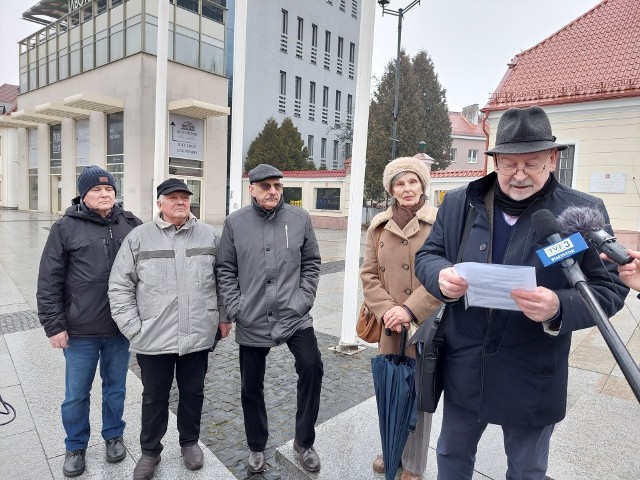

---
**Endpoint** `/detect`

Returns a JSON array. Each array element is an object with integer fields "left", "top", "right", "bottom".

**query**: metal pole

[
  {"left": 153, "top": 0, "right": 169, "bottom": 217},
  {"left": 391, "top": 9, "right": 402, "bottom": 160}
]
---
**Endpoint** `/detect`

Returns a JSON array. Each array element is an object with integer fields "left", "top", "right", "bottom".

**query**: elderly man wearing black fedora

[
  {"left": 415, "top": 106, "right": 628, "bottom": 479},
  {"left": 215, "top": 164, "right": 323, "bottom": 474},
  {"left": 109, "top": 178, "right": 227, "bottom": 480}
]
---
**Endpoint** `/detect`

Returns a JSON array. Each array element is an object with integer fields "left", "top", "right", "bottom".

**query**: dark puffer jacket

[{"left": 37, "top": 198, "right": 142, "bottom": 338}]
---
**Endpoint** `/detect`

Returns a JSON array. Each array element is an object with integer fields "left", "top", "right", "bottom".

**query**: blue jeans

[
  {"left": 436, "top": 398, "right": 555, "bottom": 480},
  {"left": 61, "top": 335, "right": 130, "bottom": 451}
]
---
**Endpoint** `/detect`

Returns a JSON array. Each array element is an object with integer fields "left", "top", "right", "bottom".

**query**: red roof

[
  {"left": 0, "top": 84, "right": 19, "bottom": 114},
  {"left": 243, "top": 170, "right": 347, "bottom": 178},
  {"left": 431, "top": 170, "right": 484, "bottom": 178},
  {"left": 485, "top": 0, "right": 640, "bottom": 110},
  {"left": 448, "top": 112, "right": 485, "bottom": 137}
]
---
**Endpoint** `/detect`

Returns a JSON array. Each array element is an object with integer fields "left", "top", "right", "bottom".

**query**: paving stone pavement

[{"left": 128, "top": 330, "right": 377, "bottom": 480}]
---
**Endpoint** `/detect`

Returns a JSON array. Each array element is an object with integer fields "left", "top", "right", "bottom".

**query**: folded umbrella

[{"left": 371, "top": 327, "right": 417, "bottom": 480}]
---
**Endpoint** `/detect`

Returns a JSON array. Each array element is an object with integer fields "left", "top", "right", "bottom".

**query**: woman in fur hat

[{"left": 360, "top": 157, "right": 441, "bottom": 480}]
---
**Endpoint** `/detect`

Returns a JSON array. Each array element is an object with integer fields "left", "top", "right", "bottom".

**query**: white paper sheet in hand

[{"left": 454, "top": 262, "right": 537, "bottom": 311}]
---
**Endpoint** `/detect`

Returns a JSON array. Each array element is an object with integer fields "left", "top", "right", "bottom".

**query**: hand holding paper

[{"left": 454, "top": 262, "right": 537, "bottom": 311}]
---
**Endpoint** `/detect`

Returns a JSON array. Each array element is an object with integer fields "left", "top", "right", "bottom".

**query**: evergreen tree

[
  {"left": 413, "top": 50, "right": 452, "bottom": 171},
  {"left": 364, "top": 49, "right": 452, "bottom": 202},
  {"left": 245, "top": 117, "right": 314, "bottom": 172}
]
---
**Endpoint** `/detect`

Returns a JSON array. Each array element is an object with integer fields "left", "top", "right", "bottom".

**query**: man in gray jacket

[
  {"left": 108, "top": 178, "right": 227, "bottom": 480},
  {"left": 215, "top": 164, "right": 323, "bottom": 474}
]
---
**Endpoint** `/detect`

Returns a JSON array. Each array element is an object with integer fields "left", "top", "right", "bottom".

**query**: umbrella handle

[{"left": 399, "top": 325, "right": 408, "bottom": 357}]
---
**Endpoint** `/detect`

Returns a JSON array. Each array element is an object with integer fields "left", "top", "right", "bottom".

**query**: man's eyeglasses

[
  {"left": 495, "top": 161, "right": 548, "bottom": 176},
  {"left": 254, "top": 181, "right": 283, "bottom": 191}
]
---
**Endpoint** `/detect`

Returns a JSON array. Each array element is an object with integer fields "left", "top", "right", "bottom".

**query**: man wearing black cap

[
  {"left": 109, "top": 178, "right": 227, "bottom": 480},
  {"left": 37, "top": 165, "right": 142, "bottom": 477},
  {"left": 216, "top": 164, "right": 323, "bottom": 474},
  {"left": 414, "top": 106, "right": 628, "bottom": 479}
]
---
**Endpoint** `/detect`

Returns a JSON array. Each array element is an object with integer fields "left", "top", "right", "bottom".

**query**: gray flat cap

[{"left": 248, "top": 164, "right": 284, "bottom": 183}]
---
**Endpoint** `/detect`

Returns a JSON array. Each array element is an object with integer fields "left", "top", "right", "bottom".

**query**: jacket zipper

[{"left": 285, "top": 222, "right": 289, "bottom": 248}]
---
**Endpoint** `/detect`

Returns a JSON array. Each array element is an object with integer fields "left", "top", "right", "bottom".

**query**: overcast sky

[{"left": 2, "top": 0, "right": 603, "bottom": 111}]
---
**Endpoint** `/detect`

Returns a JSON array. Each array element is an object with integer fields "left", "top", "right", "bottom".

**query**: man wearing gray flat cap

[
  {"left": 216, "top": 163, "right": 323, "bottom": 474},
  {"left": 414, "top": 106, "right": 628, "bottom": 479}
]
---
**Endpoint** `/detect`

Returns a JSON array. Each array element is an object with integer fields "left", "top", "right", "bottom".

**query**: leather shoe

[
  {"left": 372, "top": 454, "right": 385, "bottom": 473},
  {"left": 248, "top": 451, "right": 266, "bottom": 473},
  {"left": 293, "top": 440, "right": 321, "bottom": 472},
  {"left": 133, "top": 454, "right": 161, "bottom": 480},
  {"left": 63, "top": 450, "right": 86, "bottom": 478},
  {"left": 401, "top": 470, "right": 423, "bottom": 480},
  {"left": 181, "top": 443, "right": 204, "bottom": 470},
  {"left": 105, "top": 436, "right": 126, "bottom": 463}
]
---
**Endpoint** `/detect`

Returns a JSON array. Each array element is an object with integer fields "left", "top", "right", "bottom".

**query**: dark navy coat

[
  {"left": 415, "top": 173, "right": 628, "bottom": 427},
  {"left": 37, "top": 199, "right": 142, "bottom": 338}
]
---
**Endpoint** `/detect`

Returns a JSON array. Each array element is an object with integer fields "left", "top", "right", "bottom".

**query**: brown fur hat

[{"left": 382, "top": 156, "right": 431, "bottom": 195}]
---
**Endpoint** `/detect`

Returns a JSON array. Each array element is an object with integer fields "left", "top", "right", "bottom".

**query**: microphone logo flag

[{"left": 536, "top": 232, "right": 588, "bottom": 267}]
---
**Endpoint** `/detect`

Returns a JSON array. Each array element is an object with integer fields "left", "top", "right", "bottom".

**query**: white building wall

[{"left": 242, "top": 0, "right": 360, "bottom": 170}]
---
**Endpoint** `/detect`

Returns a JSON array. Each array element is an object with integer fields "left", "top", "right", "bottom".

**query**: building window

[
  {"left": 283, "top": 187, "right": 302, "bottom": 207},
  {"left": 557, "top": 145, "right": 575, "bottom": 187},
  {"left": 450, "top": 147, "right": 457, "bottom": 162},
  {"left": 294, "top": 76, "right": 302, "bottom": 117},
  {"left": 177, "top": 0, "right": 198, "bottom": 13},
  {"left": 322, "top": 86, "right": 329, "bottom": 124},
  {"left": 348, "top": 42, "right": 355, "bottom": 79},
  {"left": 75, "top": 119, "right": 90, "bottom": 182},
  {"left": 333, "top": 140, "right": 339, "bottom": 168},
  {"left": 468, "top": 149, "right": 478, "bottom": 163},
  {"left": 279, "top": 71, "right": 286, "bottom": 113},
  {"left": 28, "top": 129, "right": 38, "bottom": 210},
  {"left": 321, "top": 137, "right": 327, "bottom": 167},
  {"left": 324, "top": 30, "right": 331, "bottom": 70},
  {"left": 309, "top": 81, "right": 316, "bottom": 121},
  {"left": 336, "top": 36, "right": 344, "bottom": 75},
  {"left": 315, "top": 188, "right": 340, "bottom": 210},
  {"left": 307, "top": 135, "right": 314, "bottom": 158},
  {"left": 434, "top": 190, "right": 447, "bottom": 207},
  {"left": 334, "top": 90, "right": 341, "bottom": 126},
  {"left": 202, "top": 0, "right": 224, "bottom": 22},
  {"left": 311, "top": 24, "right": 318, "bottom": 64},
  {"left": 296, "top": 17, "right": 304, "bottom": 59},
  {"left": 280, "top": 9, "right": 288, "bottom": 53},
  {"left": 107, "top": 112, "right": 125, "bottom": 205}
]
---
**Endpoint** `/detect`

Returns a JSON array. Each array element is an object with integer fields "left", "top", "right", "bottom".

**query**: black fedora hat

[{"left": 486, "top": 106, "right": 567, "bottom": 156}]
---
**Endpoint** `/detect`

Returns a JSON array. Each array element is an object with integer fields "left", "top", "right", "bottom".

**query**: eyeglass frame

[
  {"left": 252, "top": 181, "right": 284, "bottom": 191},
  {"left": 494, "top": 160, "right": 550, "bottom": 177}
]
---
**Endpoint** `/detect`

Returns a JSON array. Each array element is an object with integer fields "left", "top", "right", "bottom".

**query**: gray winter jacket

[
  {"left": 108, "top": 213, "right": 225, "bottom": 355},
  {"left": 215, "top": 200, "right": 321, "bottom": 347}
]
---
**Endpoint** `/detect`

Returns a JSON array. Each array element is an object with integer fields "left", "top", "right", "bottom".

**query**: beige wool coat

[{"left": 360, "top": 203, "right": 441, "bottom": 356}]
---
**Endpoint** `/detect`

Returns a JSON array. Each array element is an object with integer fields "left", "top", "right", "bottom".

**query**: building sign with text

[
  {"left": 168, "top": 114, "right": 204, "bottom": 161},
  {"left": 69, "top": 0, "right": 92, "bottom": 13}
]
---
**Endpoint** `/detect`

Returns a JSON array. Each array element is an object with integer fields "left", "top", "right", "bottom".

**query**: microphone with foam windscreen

[
  {"left": 531, "top": 209, "right": 587, "bottom": 287},
  {"left": 557, "top": 206, "right": 632, "bottom": 265},
  {"left": 532, "top": 208, "right": 640, "bottom": 403}
]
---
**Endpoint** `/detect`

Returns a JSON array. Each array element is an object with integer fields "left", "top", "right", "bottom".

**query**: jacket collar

[
  {"left": 369, "top": 202, "right": 438, "bottom": 232},
  {"left": 154, "top": 211, "right": 196, "bottom": 230}
]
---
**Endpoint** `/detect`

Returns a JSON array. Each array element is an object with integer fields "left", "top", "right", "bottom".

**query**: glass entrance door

[
  {"left": 50, "top": 175, "right": 62, "bottom": 214},
  {"left": 171, "top": 177, "right": 202, "bottom": 220}
]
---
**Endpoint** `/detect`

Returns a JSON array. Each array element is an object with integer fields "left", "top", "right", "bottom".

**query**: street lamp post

[{"left": 378, "top": 0, "right": 421, "bottom": 161}]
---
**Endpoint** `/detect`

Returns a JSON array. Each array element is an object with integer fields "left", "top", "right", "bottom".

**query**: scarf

[
  {"left": 392, "top": 196, "right": 425, "bottom": 230},
  {"left": 493, "top": 173, "right": 558, "bottom": 216}
]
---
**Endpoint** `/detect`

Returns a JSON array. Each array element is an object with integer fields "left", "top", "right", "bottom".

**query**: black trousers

[
  {"left": 239, "top": 327, "right": 323, "bottom": 452},
  {"left": 136, "top": 349, "right": 209, "bottom": 457}
]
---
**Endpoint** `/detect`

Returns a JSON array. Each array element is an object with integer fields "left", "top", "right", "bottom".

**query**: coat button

[
  {"left": 480, "top": 244, "right": 487, "bottom": 251},
  {"left": 380, "top": 241, "right": 384, "bottom": 247},
  {"left": 403, "top": 240, "right": 408, "bottom": 245},
  {"left": 267, "top": 280, "right": 272, "bottom": 284},
  {"left": 267, "top": 311, "right": 272, "bottom": 316},
  {"left": 403, "top": 264, "right": 409, "bottom": 270},
  {"left": 266, "top": 247, "right": 270, "bottom": 251},
  {"left": 380, "top": 266, "right": 385, "bottom": 272},
  {"left": 404, "top": 289, "right": 412, "bottom": 295}
]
